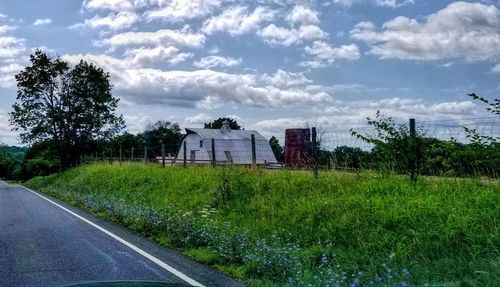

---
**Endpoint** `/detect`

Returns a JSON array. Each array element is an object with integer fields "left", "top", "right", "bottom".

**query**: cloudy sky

[{"left": 0, "top": 0, "right": 499, "bottom": 144}]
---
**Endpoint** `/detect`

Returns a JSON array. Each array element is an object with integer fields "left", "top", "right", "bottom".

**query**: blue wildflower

[
  {"left": 321, "top": 254, "right": 329, "bottom": 265},
  {"left": 403, "top": 268, "right": 410, "bottom": 277},
  {"left": 350, "top": 278, "right": 360, "bottom": 287}
]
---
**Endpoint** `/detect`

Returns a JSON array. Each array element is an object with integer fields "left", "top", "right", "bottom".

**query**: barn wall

[
  {"left": 175, "top": 133, "right": 210, "bottom": 162},
  {"left": 176, "top": 132, "right": 278, "bottom": 164}
]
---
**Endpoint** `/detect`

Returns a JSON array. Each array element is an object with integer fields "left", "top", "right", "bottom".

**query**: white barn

[{"left": 175, "top": 122, "right": 277, "bottom": 165}]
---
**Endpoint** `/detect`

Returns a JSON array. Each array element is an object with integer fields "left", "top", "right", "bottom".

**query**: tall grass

[{"left": 27, "top": 163, "right": 499, "bottom": 286}]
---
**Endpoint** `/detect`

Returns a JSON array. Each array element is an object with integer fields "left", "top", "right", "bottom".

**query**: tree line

[
  {"left": 3, "top": 50, "right": 285, "bottom": 180},
  {"left": 2, "top": 50, "right": 497, "bottom": 180}
]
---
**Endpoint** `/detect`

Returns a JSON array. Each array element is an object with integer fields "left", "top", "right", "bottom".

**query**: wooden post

[
  {"left": 144, "top": 146, "right": 147, "bottom": 163},
  {"left": 131, "top": 147, "right": 134, "bottom": 162},
  {"left": 251, "top": 134, "right": 256, "bottom": 167},
  {"left": 119, "top": 147, "right": 122, "bottom": 165},
  {"left": 211, "top": 139, "right": 216, "bottom": 167},
  {"left": 110, "top": 149, "right": 113, "bottom": 164},
  {"left": 161, "top": 143, "right": 165, "bottom": 168},
  {"left": 409, "top": 118, "right": 417, "bottom": 182},
  {"left": 183, "top": 141, "right": 187, "bottom": 168},
  {"left": 312, "top": 127, "right": 318, "bottom": 178}
]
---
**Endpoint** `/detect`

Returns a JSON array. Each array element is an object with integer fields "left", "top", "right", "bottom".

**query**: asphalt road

[{"left": 0, "top": 181, "right": 244, "bottom": 287}]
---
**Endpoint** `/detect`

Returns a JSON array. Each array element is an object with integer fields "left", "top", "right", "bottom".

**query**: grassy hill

[{"left": 26, "top": 163, "right": 499, "bottom": 286}]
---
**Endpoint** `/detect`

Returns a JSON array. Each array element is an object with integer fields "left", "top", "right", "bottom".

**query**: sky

[{"left": 0, "top": 0, "right": 499, "bottom": 145}]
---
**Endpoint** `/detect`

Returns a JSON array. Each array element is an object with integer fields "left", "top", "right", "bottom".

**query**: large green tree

[
  {"left": 204, "top": 117, "right": 241, "bottom": 130},
  {"left": 10, "top": 50, "right": 124, "bottom": 167},
  {"left": 139, "top": 120, "right": 182, "bottom": 156}
]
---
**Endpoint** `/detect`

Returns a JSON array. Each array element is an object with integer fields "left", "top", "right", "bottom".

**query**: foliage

[
  {"left": 204, "top": 117, "right": 241, "bottom": 130},
  {"left": 27, "top": 164, "right": 500, "bottom": 286},
  {"left": 468, "top": 93, "right": 500, "bottom": 116},
  {"left": 0, "top": 145, "right": 22, "bottom": 178},
  {"left": 10, "top": 50, "right": 124, "bottom": 168},
  {"left": 138, "top": 120, "right": 182, "bottom": 157},
  {"left": 350, "top": 111, "right": 500, "bottom": 177},
  {"left": 268, "top": 136, "right": 284, "bottom": 163}
]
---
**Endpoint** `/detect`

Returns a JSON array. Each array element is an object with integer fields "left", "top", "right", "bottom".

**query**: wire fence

[
  {"left": 81, "top": 116, "right": 500, "bottom": 178},
  {"left": 82, "top": 137, "right": 282, "bottom": 168},
  {"left": 317, "top": 117, "right": 500, "bottom": 177}
]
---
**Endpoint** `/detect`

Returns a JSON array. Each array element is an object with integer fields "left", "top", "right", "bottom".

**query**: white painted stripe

[{"left": 18, "top": 185, "right": 205, "bottom": 287}]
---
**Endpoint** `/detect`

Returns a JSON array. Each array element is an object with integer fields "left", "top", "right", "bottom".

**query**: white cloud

[
  {"left": 286, "top": 5, "right": 320, "bottom": 25},
  {"left": 83, "top": 0, "right": 136, "bottom": 12},
  {"left": 202, "top": 6, "right": 276, "bottom": 36},
  {"left": 63, "top": 53, "right": 333, "bottom": 109},
  {"left": 77, "top": 12, "right": 139, "bottom": 30},
  {"left": 252, "top": 97, "right": 478, "bottom": 142},
  {"left": 183, "top": 113, "right": 212, "bottom": 125},
  {"left": 302, "top": 41, "right": 360, "bottom": 67},
  {"left": 259, "top": 24, "right": 328, "bottom": 46},
  {"left": 0, "top": 62, "right": 23, "bottom": 88},
  {"left": 492, "top": 63, "right": 500, "bottom": 73},
  {"left": 146, "top": 0, "right": 222, "bottom": 23},
  {"left": 99, "top": 28, "right": 206, "bottom": 49},
  {"left": 351, "top": 2, "right": 500, "bottom": 61},
  {"left": 193, "top": 55, "right": 242, "bottom": 69},
  {"left": 258, "top": 5, "right": 328, "bottom": 47},
  {"left": 0, "top": 24, "right": 26, "bottom": 86},
  {"left": 33, "top": 18, "right": 52, "bottom": 26},
  {"left": 334, "top": 0, "right": 414, "bottom": 8},
  {"left": 124, "top": 46, "right": 193, "bottom": 67}
]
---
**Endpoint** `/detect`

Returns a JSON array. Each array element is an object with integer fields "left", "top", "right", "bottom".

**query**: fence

[
  {"left": 81, "top": 116, "right": 500, "bottom": 178},
  {"left": 82, "top": 135, "right": 282, "bottom": 169},
  {"left": 318, "top": 116, "right": 500, "bottom": 178}
]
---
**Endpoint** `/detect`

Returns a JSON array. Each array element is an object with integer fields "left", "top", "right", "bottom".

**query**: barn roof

[{"left": 185, "top": 128, "right": 268, "bottom": 141}]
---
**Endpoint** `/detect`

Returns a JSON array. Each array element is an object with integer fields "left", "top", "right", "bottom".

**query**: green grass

[{"left": 26, "top": 163, "right": 499, "bottom": 286}]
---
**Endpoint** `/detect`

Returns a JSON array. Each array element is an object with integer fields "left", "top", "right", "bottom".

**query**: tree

[
  {"left": 268, "top": 136, "right": 284, "bottom": 163},
  {"left": 138, "top": 120, "right": 182, "bottom": 156},
  {"left": 468, "top": 93, "right": 499, "bottom": 116},
  {"left": 204, "top": 117, "right": 241, "bottom": 130},
  {"left": 10, "top": 50, "right": 124, "bottom": 167}
]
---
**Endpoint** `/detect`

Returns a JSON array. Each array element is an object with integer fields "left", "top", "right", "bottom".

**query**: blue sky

[{"left": 0, "top": 0, "right": 499, "bottom": 144}]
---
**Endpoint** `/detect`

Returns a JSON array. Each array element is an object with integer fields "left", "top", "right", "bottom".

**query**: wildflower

[
  {"left": 403, "top": 268, "right": 410, "bottom": 277},
  {"left": 321, "top": 254, "right": 329, "bottom": 265}
]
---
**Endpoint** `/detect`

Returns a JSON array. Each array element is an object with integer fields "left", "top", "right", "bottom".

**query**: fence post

[
  {"left": 251, "top": 134, "right": 256, "bottom": 167},
  {"left": 183, "top": 141, "right": 187, "bottom": 168},
  {"left": 312, "top": 127, "right": 318, "bottom": 178},
  {"left": 110, "top": 149, "right": 113, "bottom": 164},
  {"left": 161, "top": 143, "right": 165, "bottom": 168},
  {"left": 211, "top": 139, "right": 216, "bottom": 167},
  {"left": 144, "top": 146, "right": 147, "bottom": 163},
  {"left": 131, "top": 147, "right": 134, "bottom": 162},
  {"left": 119, "top": 147, "right": 122, "bottom": 165},
  {"left": 409, "top": 118, "right": 417, "bottom": 182}
]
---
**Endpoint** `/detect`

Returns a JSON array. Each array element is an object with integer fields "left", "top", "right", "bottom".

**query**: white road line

[{"left": 18, "top": 185, "right": 205, "bottom": 287}]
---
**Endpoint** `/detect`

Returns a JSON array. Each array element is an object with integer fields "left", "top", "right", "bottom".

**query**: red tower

[{"left": 284, "top": 129, "right": 312, "bottom": 167}]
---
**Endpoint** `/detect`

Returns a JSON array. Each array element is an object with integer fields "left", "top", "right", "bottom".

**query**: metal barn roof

[{"left": 186, "top": 128, "right": 268, "bottom": 141}]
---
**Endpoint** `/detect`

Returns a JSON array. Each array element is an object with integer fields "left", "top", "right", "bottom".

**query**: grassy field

[{"left": 26, "top": 163, "right": 499, "bottom": 286}]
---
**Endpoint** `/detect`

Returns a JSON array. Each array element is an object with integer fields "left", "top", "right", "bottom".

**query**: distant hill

[{"left": 0, "top": 145, "right": 27, "bottom": 160}]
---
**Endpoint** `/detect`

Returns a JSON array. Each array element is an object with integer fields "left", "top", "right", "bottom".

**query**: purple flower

[
  {"left": 321, "top": 254, "right": 329, "bottom": 265},
  {"left": 403, "top": 268, "right": 410, "bottom": 277}
]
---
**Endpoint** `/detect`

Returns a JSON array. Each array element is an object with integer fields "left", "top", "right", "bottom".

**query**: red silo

[{"left": 284, "top": 128, "right": 312, "bottom": 167}]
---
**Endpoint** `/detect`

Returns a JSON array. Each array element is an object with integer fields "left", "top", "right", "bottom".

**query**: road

[{"left": 0, "top": 181, "right": 244, "bottom": 287}]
